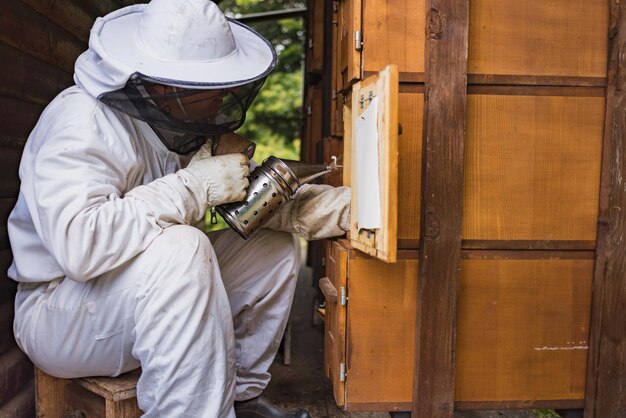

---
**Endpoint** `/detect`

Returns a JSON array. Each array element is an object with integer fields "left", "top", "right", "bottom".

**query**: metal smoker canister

[{"left": 216, "top": 156, "right": 300, "bottom": 239}]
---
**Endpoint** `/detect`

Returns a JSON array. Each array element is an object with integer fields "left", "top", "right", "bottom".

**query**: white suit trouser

[{"left": 13, "top": 226, "right": 300, "bottom": 417}]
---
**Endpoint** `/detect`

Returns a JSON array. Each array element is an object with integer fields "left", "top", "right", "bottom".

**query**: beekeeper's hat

[{"left": 93, "top": 0, "right": 276, "bottom": 88}]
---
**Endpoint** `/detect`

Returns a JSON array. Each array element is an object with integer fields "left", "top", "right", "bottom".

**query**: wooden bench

[{"left": 35, "top": 367, "right": 142, "bottom": 418}]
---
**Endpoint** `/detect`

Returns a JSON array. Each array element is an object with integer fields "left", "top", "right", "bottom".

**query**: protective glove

[
  {"left": 262, "top": 184, "right": 351, "bottom": 240},
  {"left": 125, "top": 140, "right": 249, "bottom": 229},
  {"left": 181, "top": 140, "right": 250, "bottom": 207}
]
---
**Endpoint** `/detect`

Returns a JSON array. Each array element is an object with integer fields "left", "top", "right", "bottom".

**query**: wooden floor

[{"left": 264, "top": 250, "right": 538, "bottom": 418}]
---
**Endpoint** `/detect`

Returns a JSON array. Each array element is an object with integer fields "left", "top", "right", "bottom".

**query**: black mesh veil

[{"left": 99, "top": 74, "right": 266, "bottom": 154}]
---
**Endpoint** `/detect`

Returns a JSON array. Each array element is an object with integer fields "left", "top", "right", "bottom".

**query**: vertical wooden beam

[
  {"left": 584, "top": 2, "right": 626, "bottom": 417},
  {"left": 36, "top": 367, "right": 69, "bottom": 418},
  {"left": 321, "top": 0, "right": 334, "bottom": 139},
  {"left": 413, "top": 1, "right": 468, "bottom": 418}
]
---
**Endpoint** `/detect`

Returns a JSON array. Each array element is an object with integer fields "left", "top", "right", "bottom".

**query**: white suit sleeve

[
  {"left": 262, "top": 184, "right": 351, "bottom": 240},
  {"left": 31, "top": 128, "right": 206, "bottom": 283}
]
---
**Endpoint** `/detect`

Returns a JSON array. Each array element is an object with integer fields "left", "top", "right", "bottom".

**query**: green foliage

[
  {"left": 239, "top": 70, "right": 302, "bottom": 162},
  {"left": 533, "top": 410, "right": 561, "bottom": 418},
  {"left": 221, "top": 0, "right": 305, "bottom": 72},
  {"left": 220, "top": 0, "right": 304, "bottom": 154},
  {"left": 206, "top": 0, "right": 304, "bottom": 232}
]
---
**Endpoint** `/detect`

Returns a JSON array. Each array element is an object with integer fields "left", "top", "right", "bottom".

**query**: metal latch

[
  {"left": 355, "top": 30, "right": 363, "bottom": 50},
  {"left": 340, "top": 287, "right": 347, "bottom": 306},
  {"left": 339, "top": 362, "right": 346, "bottom": 382}
]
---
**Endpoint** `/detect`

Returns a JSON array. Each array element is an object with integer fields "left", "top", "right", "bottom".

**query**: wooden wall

[
  {"left": 304, "top": 0, "right": 626, "bottom": 416},
  {"left": 0, "top": 2, "right": 142, "bottom": 416}
]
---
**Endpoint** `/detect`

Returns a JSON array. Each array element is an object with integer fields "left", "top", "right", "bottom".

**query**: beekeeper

[{"left": 8, "top": 1, "right": 350, "bottom": 417}]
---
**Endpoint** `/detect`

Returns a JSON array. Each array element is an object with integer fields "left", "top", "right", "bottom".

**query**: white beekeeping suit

[{"left": 8, "top": 1, "right": 349, "bottom": 417}]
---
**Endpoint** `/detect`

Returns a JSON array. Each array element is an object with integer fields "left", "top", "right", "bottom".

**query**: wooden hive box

[{"left": 301, "top": 0, "right": 626, "bottom": 416}]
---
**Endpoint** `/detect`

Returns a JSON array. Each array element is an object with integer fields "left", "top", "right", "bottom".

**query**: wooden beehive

[{"left": 303, "top": 0, "right": 626, "bottom": 416}]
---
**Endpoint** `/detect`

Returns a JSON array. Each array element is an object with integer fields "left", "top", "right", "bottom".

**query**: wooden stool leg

[
  {"left": 105, "top": 398, "right": 143, "bottom": 418},
  {"left": 35, "top": 367, "right": 70, "bottom": 418}
]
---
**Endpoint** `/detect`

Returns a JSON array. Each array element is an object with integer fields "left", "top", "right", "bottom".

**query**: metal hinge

[
  {"left": 308, "top": 38, "right": 313, "bottom": 49},
  {"left": 339, "top": 362, "right": 346, "bottom": 382},
  {"left": 355, "top": 30, "right": 363, "bottom": 50},
  {"left": 340, "top": 287, "right": 347, "bottom": 306},
  {"left": 307, "top": 105, "right": 312, "bottom": 116}
]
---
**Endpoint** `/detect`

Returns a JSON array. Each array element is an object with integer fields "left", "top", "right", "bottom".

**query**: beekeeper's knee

[
  {"left": 142, "top": 225, "right": 216, "bottom": 290},
  {"left": 252, "top": 229, "right": 300, "bottom": 280}
]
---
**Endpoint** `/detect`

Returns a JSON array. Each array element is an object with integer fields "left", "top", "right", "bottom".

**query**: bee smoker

[{"left": 216, "top": 156, "right": 339, "bottom": 239}]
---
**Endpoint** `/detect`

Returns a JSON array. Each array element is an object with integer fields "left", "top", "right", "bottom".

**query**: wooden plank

[
  {"left": 322, "top": 0, "right": 336, "bottom": 138},
  {"left": 0, "top": 251, "right": 14, "bottom": 354},
  {"left": 305, "top": 0, "right": 324, "bottom": 74},
  {"left": 0, "top": 249, "right": 17, "bottom": 297},
  {"left": 0, "top": 380, "right": 35, "bottom": 418},
  {"left": 0, "top": 43, "right": 73, "bottom": 106},
  {"left": 463, "top": 95, "right": 604, "bottom": 243},
  {"left": 344, "top": 399, "right": 586, "bottom": 413},
  {"left": 467, "top": 85, "right": 605, "bottom": 97},
  {"left": 412, "top": 1, "right": 468, "bottom": 417},
  {"left": 79, "top": 0, "right": 135, "bottom": 20},
  {"left": 366, "top": 71, "right": 427, "bottom": 84},
  {"left": 0, "top": 95, "right": 45, "bottom": 147},
  {"left": 0, "top": 1, "right": 85, "bottom": 74},
  {"left": 344, "top": 252, "right": 418, "bottom": 409},
  {"left": 0, "top": 198, "right": 18, "bottom": 252},
  {"left": 0, "top": 299, "right": 17, "bottom": 357},
  {"left": 322, "top": 136, "right": 343, "bottom": 187},
  {"left": 455, "top": 399, "right": 585, "bottom": 410},
  {"left": 362, "top": 0, "right": 425, "bottom": 76},
  {"left": 468, "top": 74, "right": 607, "bottom": 88},
  {"left": 455, "top": 259, "right": 593, "bottom": 403},
  {"left": 461, "top": 250, "right": 595, "bottom": 261},
  {"left": 303, "top": 83, "right": 323, "bottom": 163},
  {"left": 0, "top": 146, "right": 23, "bottom": 200},
  {"left": 396, "top": 92, "right": 422, "bottom": 243},
  {"left": 65, "top": 383, "right": 106, "bottom": 418},
  {"left": 19, "top": 0, "right": 94, "bottom": 43},
  {"left": 468, "top": 0, "right": 608, "bottom": 78},
  {"left": 0, "top": 347, "right": 34, "bottom": 407},
  {"left": 106, "top": 397, "right": 142, "bottom": 418},
  {"left": 584, "top": 1, "right": 626, "bottom": 417},
  {"left": 462, "top": 240, "right": 597, "bottom": 251},
  {"left": 336, "top": 0, "right": 361, "bottom": 91},
  {"left": 76, "top": 369, "right": 140, "bottom": 402},
  {"left": 323, "top": 240, "right": 347, "bottom": 406},
  {"left": 331, "top": 88, "right": 345, "bottom": 138},
  {"left": 342, "top": 92, "right": 352, "bottom": 189},
  {"left": 339, "top": 245, "right": 592, "bottom": 410},
  {"left": 36, "top": 367, "right": 69, "bottom": 418}
]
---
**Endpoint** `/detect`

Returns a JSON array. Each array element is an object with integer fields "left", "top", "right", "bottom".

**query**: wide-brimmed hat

[{"left": 90, "top": 0, "right": 276, "bottom": 89}]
